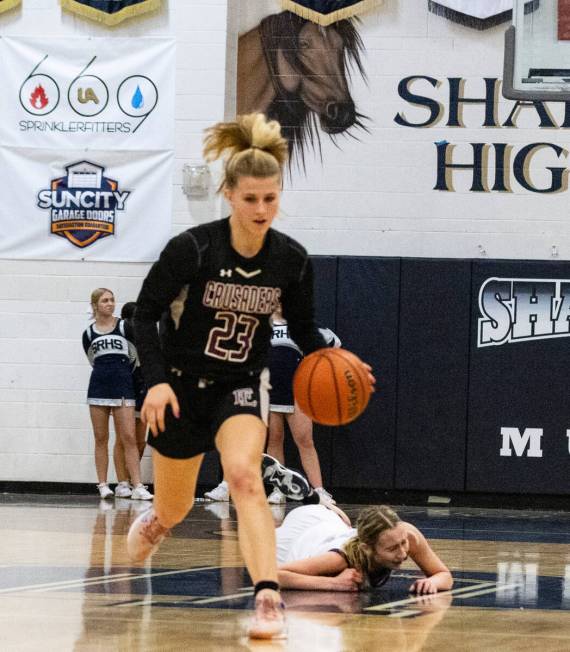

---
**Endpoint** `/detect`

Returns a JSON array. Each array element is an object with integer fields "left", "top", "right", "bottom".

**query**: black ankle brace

[{"left": 254, "top": 580, "right": 279, "bottom": 597}]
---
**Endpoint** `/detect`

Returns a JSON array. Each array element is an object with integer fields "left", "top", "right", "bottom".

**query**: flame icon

[
  {"left": 30, "top": 84, "right": 49, "bottom": 110},
  {"left": 131, "top": 85, "right": 144, "bottom": 110}
]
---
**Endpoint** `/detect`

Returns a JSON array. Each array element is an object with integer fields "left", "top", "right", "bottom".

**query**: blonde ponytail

[{"left": 203, "top": 113, "right": 288, "bottom": 190}]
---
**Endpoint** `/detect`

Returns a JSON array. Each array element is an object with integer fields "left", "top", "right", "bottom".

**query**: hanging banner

[
  {"left": 0, "top": 36, "right": 175, "bottom": 261},
  {"left": 427, "top": 0, "right": 539, "bottom": 29},
  {"left": 60, "top": 0, "right": 161, "bottom": 26},
  {"left": 0, "top": 36, "right": 175, "bottom": 151},
  {"left": 0, "top": 0, "right": 20, "bottom": 14},
  {"left": 281, "top": 0, "right": 383, "bottom": 25},
  {"left": 0, "top": 148, "right": 173, "bottom": 261}
]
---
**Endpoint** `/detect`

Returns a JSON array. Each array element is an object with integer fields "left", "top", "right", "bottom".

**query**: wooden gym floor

[{"left": 1, "top": 494, "right": 569, "bottom": 651}]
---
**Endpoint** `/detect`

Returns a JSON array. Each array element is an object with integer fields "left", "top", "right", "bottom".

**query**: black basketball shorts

[{"left": 148, "top": 367, "right": 270, "bottom": 459}]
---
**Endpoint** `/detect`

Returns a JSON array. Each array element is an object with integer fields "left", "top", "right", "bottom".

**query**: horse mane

[{"left": 258, "top": 11, "right": 368, "bottom": 172}]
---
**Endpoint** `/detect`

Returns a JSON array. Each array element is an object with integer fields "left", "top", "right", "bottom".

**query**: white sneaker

[
  {"left": 248, "top": 594, "right": 287, "bottom": 640},
  {"left": 269, "top": 504, "right": 286, "bottom": 525},
  {"left": 114, "top": 481, "right": 132, "bottom": 498},
  {"left": 97, "top": 483, "right": 114, "bottom": 499},
  {"left": 130, "top": 484, "right": 153, "bottom": 501},
  {"left": 315, "top": 487, "right": 336, "bottom": 505},
  {"left": 127, "top": 508, "right": 170, "bottom": 562},
  {"left": 267, "top": 488, "right": 286, "bottom": 504},
  {"left": 204, "top": 481, "right": 230, "bottom": 502}
]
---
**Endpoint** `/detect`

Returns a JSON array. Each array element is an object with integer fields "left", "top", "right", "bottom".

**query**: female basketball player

[
  {"left": 82, "top": 289, "right": 152, "bottom": 501},
  {"left": 276, "top": 504, "right": 452, "bottom": 594},
  {"left": 127, "top": 113, "right": 373, "bottom": 640}
]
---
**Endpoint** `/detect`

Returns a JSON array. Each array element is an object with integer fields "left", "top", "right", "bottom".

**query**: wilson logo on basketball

[
  {"left": 344, "top": 369, "right": 359, "bottom": 420},
  {"left": 293, "top": 348, "right": 372, "bottom": 426}
]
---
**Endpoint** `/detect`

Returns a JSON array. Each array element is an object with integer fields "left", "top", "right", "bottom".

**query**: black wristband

[{"left": 254, "top": 580, "right": 279, "bottom": 596}]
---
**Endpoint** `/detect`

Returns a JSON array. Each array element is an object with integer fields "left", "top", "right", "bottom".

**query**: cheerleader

[{"left": 82, "top": 289, "right": 152, "bottom": 501}]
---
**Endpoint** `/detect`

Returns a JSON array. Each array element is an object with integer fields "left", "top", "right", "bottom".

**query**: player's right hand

[
  {"left": 141, "top": 383, "right": 180, "bottom": 436},
  {"left": 333, "top": 568, "right": 363, "bottom": 591},
  {"left": 362, "top": 362, "right": 376, "bottom": 392}
]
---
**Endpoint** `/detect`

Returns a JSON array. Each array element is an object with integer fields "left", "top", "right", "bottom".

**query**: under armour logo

[
  {"left": 220, "top": 268, "right": 232, "bottom": 277},
  {"left": 233, "top": 388, "right": 257, "bottom": 407}
]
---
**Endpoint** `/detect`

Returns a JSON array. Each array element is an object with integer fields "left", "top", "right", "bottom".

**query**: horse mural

[{"left": 237, "top": 10, "right": 368, "bottom": 170}]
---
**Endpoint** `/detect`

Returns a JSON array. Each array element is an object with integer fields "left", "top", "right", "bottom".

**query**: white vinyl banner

[
  {"left": 0, "top": 36, "right": 175, "bottom": 150},
  {"left": 0, "top": 148, "right": 173, "bottom": 261},
  {"left": 0, "top": 36, "right": 175, "bottom": 261}
]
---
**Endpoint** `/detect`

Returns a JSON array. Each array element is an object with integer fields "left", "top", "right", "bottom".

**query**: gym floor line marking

[
  {"left": 384, "top": 583, "right": 522, "bottom": 618},
  {"left": 365, "top": 581, "right": 500, "bottom": 611},
  {"left": 388, "top": 610, "right": 423, "bottom": 618},
  {"left": 451, "top": 583, "right": 521, "bottom": 600},
  {"left": 0, "top": 566, "right": 222, "bottom": 595},
  {"left": 422, "top": 527, "right": 570, "bottom": 538},
  {"left": 114, "top": 591, "right": 256, "bottom": 609},
  {"left": 390, "top": 573, "right": 491, "bottom": 586},
  {"left": 192, "top": 591, "right": 255, "bottom": 604}
]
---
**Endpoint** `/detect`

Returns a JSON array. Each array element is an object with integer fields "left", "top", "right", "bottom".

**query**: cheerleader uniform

[
  {"left": 82, "top": 319, "right": 136, "bottom": 407},
  {"left": 269, "top": 321, "right": 341, "bottom": 413}
]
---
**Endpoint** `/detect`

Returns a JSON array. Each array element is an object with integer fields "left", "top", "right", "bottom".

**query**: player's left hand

[{"left": 409, "top": 577, "right": 438, "bottom": 595}]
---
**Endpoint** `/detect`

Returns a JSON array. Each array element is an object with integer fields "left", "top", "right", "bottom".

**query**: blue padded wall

[
  {"left": 395, "top": 259, "right": 471, "bottom": 491},
  {"left": 332, "top": 257, "right": 400, "bottom": 488},
  {"left": 467, "top": 261, "right": 570, "bottom": 494}
]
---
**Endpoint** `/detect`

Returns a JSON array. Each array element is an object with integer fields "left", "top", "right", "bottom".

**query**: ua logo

[
  {"left": 220, "top": 268, "right": 232, "bottom": 278},
  {"left": 233, "top": 388, "right": 257, "bottom": 407},
  {"left": 78, "top": 88, "right": 100, "bottom": 105}
]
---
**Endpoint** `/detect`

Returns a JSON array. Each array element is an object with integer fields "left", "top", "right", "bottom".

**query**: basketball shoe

[
  {"left": 130, "top": 484, "right": 153, "bottom": 501},
  {"left": 127, "top": 508, "right": 170, "bottom": 562},
  {"left": 97, "top": 483, "right": 114, "bottom": 499},
  {"left": 261, "top": 454, "right": 310, "bottom": 501},
  {"left": 267, "top": 487, "right": 286, "bottom": 504},
  {"left": 315, "top": 487, "right": 336, "bottom": 505},
  {"left": 114, "top": 481, "right": 132, "bottom": 498},
  {"left": 204, "top": 480, "right": 230, "bottom": 501}
]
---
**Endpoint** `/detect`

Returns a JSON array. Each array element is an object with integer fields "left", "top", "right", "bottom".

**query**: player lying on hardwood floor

[{"left": 272, "top": 499, "right": 452, "bottom": 594}]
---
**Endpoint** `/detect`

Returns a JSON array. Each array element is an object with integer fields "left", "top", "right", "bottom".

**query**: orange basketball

[{"left": 293, "top": 348, "right": 372, "bottom": 426}]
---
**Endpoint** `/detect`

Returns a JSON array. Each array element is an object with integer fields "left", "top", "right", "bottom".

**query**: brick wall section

[{"left": 0, "top": 0, "right": 229, "bottom": 483}]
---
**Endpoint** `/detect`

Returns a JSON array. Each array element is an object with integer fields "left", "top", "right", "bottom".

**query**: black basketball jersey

[{"left": 135, "top": 218, "right": 326, "bottom": 387}]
